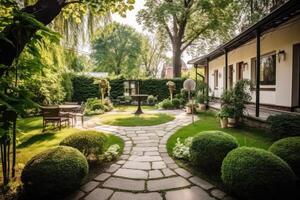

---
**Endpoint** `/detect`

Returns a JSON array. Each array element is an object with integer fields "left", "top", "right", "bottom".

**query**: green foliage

[
  {"left": 92, "top": 22, "right": 142, "bottom": 77},
  {"left": 158, "top": 99, "right": 174, "bottom": 109},
  {"left": 110, "top": 78, "right": 125, "bottom": 100},
  {"left": 267, "top": 114, "right": 300, "bottom": 138},
  {"left": 60, "top": 131, "right": 107, "bottom": 160},
  {"left": 103, "top": 144, "right": 121, "bottom": 162},
  {"left": 139, "top": 79, "right": 185, "bottom": 101},
  {"left": 72, "top": 76, "right": 98, "bottom": 102},
  {"left": 269, "top": 137, "right": 300, "bottom": 178},
  {"left": 190, "top": 131, "right": 238, "bottom": 172},
  {"left": 171, "top": 98, "right": 181, "bottom": 109},
  {"left": 21, "top": 146, "right": 88, "bottom": 199},
  {"left": 221, "top": 147, "right": 296, "bottom": 200},
  {"left": 172, "top": 137, "right": 193, "bottom": 160},
  {"left": 147, "top": 95, "right": 158, "bottom": 105},
  {"left": 84, "top": 98, "right": 113, "bottom": 116}
]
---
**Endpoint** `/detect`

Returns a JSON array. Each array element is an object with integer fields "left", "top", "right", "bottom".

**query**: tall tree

[
  {"left": 140, "top": 35, "right": 167, "bottom": 78},
  {"left": 92, "top": 22, "right": 142, "bottom": 77},
  {"left": 137, "top": 0, "right": 237, "bottom": 77},
  {"left": 0, "top": 0, "right": 135, "bottom": 76}
]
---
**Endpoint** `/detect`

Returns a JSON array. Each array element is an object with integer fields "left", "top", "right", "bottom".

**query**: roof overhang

[{"left": 188, "top": 0, "right": 300, "bottom": 66}]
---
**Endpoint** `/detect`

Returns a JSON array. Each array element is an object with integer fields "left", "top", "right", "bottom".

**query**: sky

[{"left": 112, "top": 0, "right": 193, "bottom": 65}]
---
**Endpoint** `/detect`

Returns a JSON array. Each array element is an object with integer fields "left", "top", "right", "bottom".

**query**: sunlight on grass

[
  {"left": 113, "top": 105, "right": 156, "bottom": 112},
  {"left": 167, "top": 112, "right": 275, "bottom": 154},
  {"left": 100, "top": 113, "right": 175, "bottom": 126}
]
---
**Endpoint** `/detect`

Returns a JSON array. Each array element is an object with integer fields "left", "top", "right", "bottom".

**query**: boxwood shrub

[
  {"left": 221, "top": 147, "right": 296, "bottom": 200},
  {"left": 60, "top": 131, "right": 107, "bottom": 159},
  {"left": 267, "top": 114, "right": 300, "bottom": 138},
  {"left": 269, "top": 136, "right": 300, "bottom": 178},
  {"left": 190, "top": 131, "right": 238, "bottom": 172},
  {"left": 21, "top": 146, "right": 88, "bottom": 199}
]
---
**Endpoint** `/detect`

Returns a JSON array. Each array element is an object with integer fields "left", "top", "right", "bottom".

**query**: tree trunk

[
  {"left": 172, "top": 44, "right": 182, "bottom": 78},
  {"left": 0, "top": 0, "right": 66, "bottom": 76}
]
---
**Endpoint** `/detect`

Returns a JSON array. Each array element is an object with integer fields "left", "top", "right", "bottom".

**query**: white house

[{"left": 188, "top": 0, "right": 300, "bottom": 117}]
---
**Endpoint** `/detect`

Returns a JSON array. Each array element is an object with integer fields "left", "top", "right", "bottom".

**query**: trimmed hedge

[
  {"left": 221, "top": 147, "right": 296, "bottom": 200},
  {"left": 269, "top": 136, "right": 300, "bottom": 178},
  {"left": 190, "top": 131, "right": 238, "bottom": 172},
  {"left": 21, "top": 146, "right": 88, "bottom": 199},
  {"left": 267, "top": 114, "right": 300, "bottom": 138},
  {"left": 60, "top": 131, "right": 107, "bottom": 159},
  {"left": 72, "top": 76, "right": 98, "bottom": 102},
  {"left": 110, "top": 78, "right": 125, "bottom": 100}
]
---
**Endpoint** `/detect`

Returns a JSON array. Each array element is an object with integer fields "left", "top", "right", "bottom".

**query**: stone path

[{"left": 68, "top": 110, "right": 234, "bottom": 200}]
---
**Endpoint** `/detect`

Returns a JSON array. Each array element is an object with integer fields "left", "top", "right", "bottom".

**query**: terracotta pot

[
  {"left": 220, "top": 118, "right": 228, "bottom": 128},
  {"left": 228, "top": 118, "right": 237, "bottom": 128},
  {"left": 198, "top": 103, "right": 206, "bottom": 111}
]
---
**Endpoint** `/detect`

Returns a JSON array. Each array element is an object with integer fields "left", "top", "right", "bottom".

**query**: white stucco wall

[{"left": 207, "top": 17, "right": 300, "bottom": 107}]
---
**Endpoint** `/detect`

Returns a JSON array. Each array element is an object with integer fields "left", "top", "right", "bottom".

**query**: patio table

[{"left": 131, "top": 94, "right": 148, "bottom": 115}]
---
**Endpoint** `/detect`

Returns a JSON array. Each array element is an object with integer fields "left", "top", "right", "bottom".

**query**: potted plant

[
  {"left": 217, "top": 107, "right": 230, "bottom": 128},
  {"left": 195, "top": 91, "right": 207, "bottom": 111},
  {"left": 186, "top": 102, "right": 196, "bottom": 114},
  {"left": 227, "top": 106, "right": 236, "bottom": 128}
]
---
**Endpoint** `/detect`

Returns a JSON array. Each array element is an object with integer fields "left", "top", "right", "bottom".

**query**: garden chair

[
  {"left": 42, "top": 106, "right": 69, "bottom": 131},
  {"left": 72, "top": 103, "right": 85, "bottom": 126}
]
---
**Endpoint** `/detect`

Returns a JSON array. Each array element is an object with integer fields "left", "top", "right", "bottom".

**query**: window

[
  {"left": 251, "top": 53, "right": 276, "bottom": 85},
  {"left": 214, "top": 70, "right": 218, "bottom": 89}
]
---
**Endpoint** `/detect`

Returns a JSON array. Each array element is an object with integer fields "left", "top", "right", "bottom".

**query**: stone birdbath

[{"left": 131, "top": 94, "right": 148, "bottom": 115}]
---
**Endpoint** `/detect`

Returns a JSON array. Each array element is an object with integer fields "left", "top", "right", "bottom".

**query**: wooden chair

[
  {"left": 42, "top": 106, "right": 69, "bottom": 131},
  {"left": 73, "top": 103, "right": 85, "bottom": 126}
]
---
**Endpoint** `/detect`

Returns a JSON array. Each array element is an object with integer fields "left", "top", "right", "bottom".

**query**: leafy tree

[
  {"left": 137, "top": 0, "right": 237, "bottom": 77},
  {"left": 0, "top": 0, "right": 135, "bottom": 76},
  {"left": 92, "top": 22, "right": 142, "bottom": 77},
  {"left": 140, "top": 35, "right": 167, "bottom": 78}
]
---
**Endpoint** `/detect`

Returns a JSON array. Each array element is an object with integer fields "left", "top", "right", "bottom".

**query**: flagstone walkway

[{"left": 68, "top": 110, "right": 234, "bottom": 200}]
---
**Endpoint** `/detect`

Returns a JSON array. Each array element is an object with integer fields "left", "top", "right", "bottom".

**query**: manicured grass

[
  {"left": 11, "top": 117, "right": 124, "bottom": 178},
  {"left": 113, "top": 105, "right": 156, "bottom": 112},
  {"left": 167, "top": 111, "right": 275, "bottom": 154},
  {"left": 99, "top": 113, "right": 175, "bottom": 126}
]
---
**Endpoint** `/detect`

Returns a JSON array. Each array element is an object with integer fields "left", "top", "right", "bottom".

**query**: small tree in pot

[
  {"left": 166, "top": 81, "right": 176, "bottom": 100},
  {"left": 96, "top": 79, "right": 111, "bottom": 103}
]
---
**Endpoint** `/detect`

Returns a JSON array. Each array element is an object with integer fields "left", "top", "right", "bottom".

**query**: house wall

[{"left": 208, "top": 17, "right": 300, "bottom": 108}]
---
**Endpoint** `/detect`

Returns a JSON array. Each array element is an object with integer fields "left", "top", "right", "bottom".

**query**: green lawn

[
  {"left": 15, "top": 117, "right": 124, "bottom": 172},
  {"left": 113, "top": 105, "right": 156, "bottom": 112},
  {"left": 99, "top": 113, "right": 175, "bottom": 126},
  {"left": 167, "top": 111, "right": 275, "bottom": 154}
]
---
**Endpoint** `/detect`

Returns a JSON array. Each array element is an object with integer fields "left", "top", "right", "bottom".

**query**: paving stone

[
  {"left": 114, "top": 168, "right": 148, "bottom": 179},
  {"left": 136, "top": 143, "right": 158, "bottom": 147},
  {"left": 132, "top": 147, "right": 158, "bottom": 152},
  {"left": 103, "top": 177, "right": 145, "bottom": 191},
  {"left": 211, "top": 189, "right": 227, "bottom": 199},
  {"left": 84, "top": 188, "right": 113, "bottom": 200},
  {"left": 120, "top": 155, "right": 129, "bottom": 160},
  {"left": 189, "top": 176, "right": 214, "bottom": 190},
  {"left": 81, "top": 181, "right": 99, "bottom": 192},
  {"left": 129, "top": 155, "right": 162, "bottom": 162},
  {"left": 66, "top": 190, "right": 85, "bottom": 200},
  {"left": 147, "top": 177, "right": 191, "bottom": 191},
  {"left": 123, "top": 161, "right": 151, "bottom": 170},
  {"left": 134, "top": 140, "right": 159, "bottom": 144},
  {"left": 159, "top": 148, "right": 167, "bottom": 153},
  {"left": 163, "top": 156, "right": 175, "bottom": 164},
  {"left": 110, "top": 192, "right": 163, "bottom": 200},
  {"left": 94, "top": 173, "right": 111, "bottom": 181},
  {"left": 165, "top": 186, "right": 214, "bottom": 200},
  {"left": 174, "top": 168, "right": 193, "bottom": 178},
  {"left": 162, "top": 168, "right": 176, "bottom": 177},
  {"left": 149, "top": 170, "right": 164, "bottom": 179},
  {"left": 116, "top": 160, "right": 126, "bottom": 165},
  {"left": 145, "top": 151, "right": 160, "bottom": 156},
  {"left": 167, "top": 163, "right": 179, "bottom": 169},
  {"left": 106, "top": 164, "right": 121, "bottom": 173},
  {"left": 152, "top": 161, "right": 167, "bottom": 169},
  {"left": 131, "top": 151, "right": 144, "bottom": 156}
]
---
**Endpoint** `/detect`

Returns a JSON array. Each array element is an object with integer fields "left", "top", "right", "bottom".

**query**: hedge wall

[
  {"left": 139, "top": 79, "right": 185, "bottom": 101},
  {"left": 72, "top": 76, "right": 98, "bottom": 102},
  {"left": 71, "top": 76, "right": 185, "bottom": 102}
]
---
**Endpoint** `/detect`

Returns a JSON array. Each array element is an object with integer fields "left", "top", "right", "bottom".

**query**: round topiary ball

[
  {"left": 190, "top": 131, "right": 238, "bottom": 172},
  {"left": 269, "top": 136, "right": 300, "bottom": 178},
  {"left": 21, "top": 146, "right": 88, "bottom": 199},
  {"left": 221, "top": 147, "right": 297, "bottom": 200},
  {"left": 60, "top": 131, "right": 106, "bottom": 159}
]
